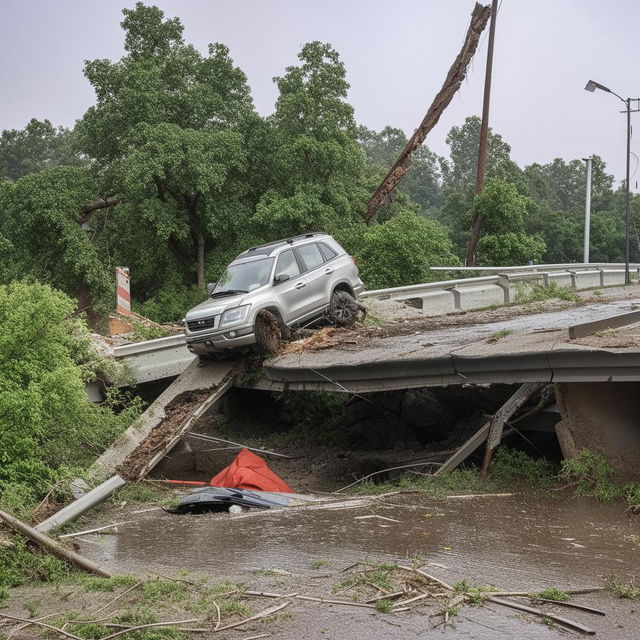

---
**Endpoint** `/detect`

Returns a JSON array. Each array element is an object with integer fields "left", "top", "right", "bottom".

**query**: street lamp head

[{"left": 585, "top": 80, "right": 611, "bottom": 93}]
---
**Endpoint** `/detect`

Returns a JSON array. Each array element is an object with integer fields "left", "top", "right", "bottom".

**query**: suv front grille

[{"left": 187, "top": 316, "right": 218, "bottom": 332}]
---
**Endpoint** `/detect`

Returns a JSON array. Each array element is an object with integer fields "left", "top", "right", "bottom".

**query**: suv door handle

[
  {"left": 295, "top": 282, "right": 306, "bottom": 289},
  {"left": 324, "top": 267, "right": 334, "bottom": 274}
]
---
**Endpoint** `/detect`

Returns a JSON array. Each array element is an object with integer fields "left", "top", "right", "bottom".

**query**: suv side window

[
  {"left": 318, "top": 242, "right": 337, "bottom": 262},
  {"left": 275, "top": 249, "right": 301, "bottom": 280},
  {"left": 297, "top": 243, "right": 325, "bottom": 272}
]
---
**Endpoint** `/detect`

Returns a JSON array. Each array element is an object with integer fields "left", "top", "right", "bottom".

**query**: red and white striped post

[{"left": 115, "top": 267, "right": 131, "bottom": 315}]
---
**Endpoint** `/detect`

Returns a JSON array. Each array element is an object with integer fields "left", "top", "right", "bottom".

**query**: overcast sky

[{"left": 2, "top": 0, "right": 639, "bottom": 189}]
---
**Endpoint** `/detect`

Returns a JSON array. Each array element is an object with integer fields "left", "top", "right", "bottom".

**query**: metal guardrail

[
  {"left": 112, "top": 263, "right": 638, "bottom": 384},
  {"left": 430, "top": 262, "right": 640, "bottom": 273}
]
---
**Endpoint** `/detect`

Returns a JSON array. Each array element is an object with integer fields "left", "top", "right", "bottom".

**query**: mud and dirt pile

[{"left": 118, "top": 388, "right": 211, "bottom": 480}]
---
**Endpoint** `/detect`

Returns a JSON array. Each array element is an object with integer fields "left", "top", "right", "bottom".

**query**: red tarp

[{"left": 210, "top": 448, "right": 294, "bottom": 493}]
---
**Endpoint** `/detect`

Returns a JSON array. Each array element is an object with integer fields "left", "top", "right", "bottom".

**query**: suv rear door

[{"left": 295, "top": 242, "right": 331, "bottom": 316}]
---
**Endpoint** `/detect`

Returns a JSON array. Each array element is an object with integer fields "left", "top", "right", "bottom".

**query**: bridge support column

[{"left": 555, "top": 382, "right": 640, "bottom": 476}]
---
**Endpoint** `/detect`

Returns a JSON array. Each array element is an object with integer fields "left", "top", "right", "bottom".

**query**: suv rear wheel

[
  {"left": 254, "top": 310, "right": 284, "bottom": 354},
  {"left": 329, "top": 289, "right": 359, "bottom": 326}
]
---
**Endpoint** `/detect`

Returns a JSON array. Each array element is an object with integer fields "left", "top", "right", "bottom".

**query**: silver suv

[{"left": 184, "top": 233, "right": 364, "bottom": 356}]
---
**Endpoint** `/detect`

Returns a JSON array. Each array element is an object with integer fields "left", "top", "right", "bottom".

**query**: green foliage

[
  {"left": 0, "top": 282, "right": 141, "bottom": 512},
  {"left": 0, "top": 167, "right": 113, "bottom": 313},
  {"left": 536, "top": 588, "right": 569, "bottom": 602},
  {"left": 79, "top": 574, "right": 139, "bottom": 592},
  {"left": 606, "top": 576, "right": 640, "bottom": 599},
  {"left": 375, "top": 599, "right": 394, "bottom": 613},
  {"left": 560, "top": 449, "right": 621, "bottom": 501},
  {"left": 0, "top": 538, "right": 69, "bottom": 592},
  {"left": 346, "top": 211, "right": 460, "bottom": 289},
  {"left": 477, "top": 231, "right": 547, "bottom": 266},
  {"left": 489, "top": 447, "right": 557, "bottom": 489},
  {"left": 253, "top": 41, "right": 368, "bottom": 239},
  {"left": 136, "top": 282, "right": 207, "bottom": 324},
  {"left": 515, "top": 282, "right": 581, "bottom": 304},
  {"left": 276, "top": 391, "right": 348, "bottom": 445},
  {"left": 0, "top": 119, "right": 83, "bottom": 181}
]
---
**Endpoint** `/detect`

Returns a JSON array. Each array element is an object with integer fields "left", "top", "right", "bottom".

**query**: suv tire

[
  {"left": 255, "top": 310, "right": 284, "bottom": 354},
  {"left": 329, "top": 289, "right": 359, "bottom": 326}
]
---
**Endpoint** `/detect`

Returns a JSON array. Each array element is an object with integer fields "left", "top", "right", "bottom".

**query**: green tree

[
  {"left": 346, "top": 210, "right": 459, "bottom": 289},
  {"left": 0, "top": 282, "right": 139, "bottom": 510},
  {"left": 253, "top": 41, "right": 368, "bottom": 237},
  {"left": 441, "top": 115, "right": 514, "bottom": 195},
  {"left": 471, "top": 179, "right": 546, "bottom": 266},
  {"left": 0, "top": 167, "right": 112, "bottom": 317},
  {"left": 0, "top": 119, "right": 82, "bottom": 181},
  {"left": 76, "top": 2, "right": 255, "bottom": 288}
]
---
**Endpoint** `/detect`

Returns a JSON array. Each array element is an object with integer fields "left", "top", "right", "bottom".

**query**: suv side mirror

[
  {"left": 206, "top": 282, "right": 217, "bottom": 296},
  {"left": 274, "top": 274, "right": 290, "bottom": 284}
]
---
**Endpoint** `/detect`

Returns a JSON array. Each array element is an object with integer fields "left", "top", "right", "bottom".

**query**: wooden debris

[
  {"left": 101, "top": 619, "right": 201, "bottom": 640},
  {"left": 92, "top": 580, "right": 144, "bottom": 615},
  {"left": 214, "top": 602, "right": 290, "bottom": 632},
  {"left": 487, "top": 596, "right": 595, "bottom": 635},
  {"left": 397, "top": 565, "right": 455, "bottom": 592},
  {"left": 0, "top": 508, "right": 111, "bottom": 577},
  {"left": 58, "top": 521, "right": 136, "bottom": 539},
  {"left": 0, "top": 614, "right": 84, "bottom": 640},
  {"left": 354, "top": 515, "right": 401, "bottom": 523}
]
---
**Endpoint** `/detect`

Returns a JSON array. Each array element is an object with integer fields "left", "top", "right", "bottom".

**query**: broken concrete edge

[
  {"left": 134, "top": 373, "right": 237, "bottom": 480},
  {"left": 87, "top": 359, "right": 235, "bottom": 483},
  {"left": 35, "top": 475, "right": 126, "bottom": 534}
]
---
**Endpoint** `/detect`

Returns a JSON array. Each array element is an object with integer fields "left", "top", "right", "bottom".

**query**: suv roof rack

[{"left": 242, "top": 232, "right": 323, "bottom": 256}]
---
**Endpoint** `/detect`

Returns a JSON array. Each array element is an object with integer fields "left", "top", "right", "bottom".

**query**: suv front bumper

[{"left": 185, "top": 325, "right": 255, "bottom": 355}]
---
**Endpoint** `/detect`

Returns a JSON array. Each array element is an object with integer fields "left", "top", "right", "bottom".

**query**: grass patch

[
  {"left": 311, "top": 559, "right": 328, "bottom": 569},
  {"left": 452, "top": 580, "right": 494, "bottom": 605},
  {"left": 112, "top": 483, "right": 168, "bottom": 505},
  {"left": 515, "top": 282, "right": 581, "bottom": 304},
  {"left": 353, "top": 448, "right": 558, "bottom": 497},
  {"left": 487, "top": 329, "right": 514, "bottom": 342},
  {"left": 560, "top": 449, "right": 640, "bottom": 505},
  {"left": 607, "top": 576, "right": 640, "bottom": 599},
  {"left": 374, "top": 599, "right": 394, "bottom": 613},
  {"left": 364, "top": 310, "right": 385, "bottom": 327},
  {"left": 536, "top": 587, "right": 569, "bottom": 602},
  {"left": 336, "top": 562, "right": 396, "bottom": 593},
  {"left": 78, "top": 574, "right": 139, "bottom": 592}
]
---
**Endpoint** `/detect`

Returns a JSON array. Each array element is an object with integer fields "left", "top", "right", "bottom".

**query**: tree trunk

[{"left": 196, "top": 232, "right": 205, "bottom": 289}]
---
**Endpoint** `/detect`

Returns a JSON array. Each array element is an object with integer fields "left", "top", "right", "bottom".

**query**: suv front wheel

[
  {"left": 329, "top": 289, "right": 360, "bottom": 326},
  {"left": 254, "top": 310, "right": 284, "bottom": 355}
]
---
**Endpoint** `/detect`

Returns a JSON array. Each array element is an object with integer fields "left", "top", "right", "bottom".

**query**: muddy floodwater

[{"left": 78, "top": 493, "right": 640, "bottom": 638}]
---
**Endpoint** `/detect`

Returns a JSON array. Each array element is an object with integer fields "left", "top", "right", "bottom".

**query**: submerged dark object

[{"left": 166, "top": 486, "right": 297, "bottom": 514}]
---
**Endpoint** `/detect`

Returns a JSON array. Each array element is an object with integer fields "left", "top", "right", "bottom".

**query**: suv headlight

[{"left": 220, "top": 305, "right": 251, "bottom": 327}]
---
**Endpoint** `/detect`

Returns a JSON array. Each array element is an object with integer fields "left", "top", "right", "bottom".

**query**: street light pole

[
  {"left": 585, "top": 80, "right": 639, "bottom": 285},
  {"left": 582, "top": 156, "right": 592, "bottom": 263},
  {"left": 625, "top": 98, "right": 631, "bottom": 284}
]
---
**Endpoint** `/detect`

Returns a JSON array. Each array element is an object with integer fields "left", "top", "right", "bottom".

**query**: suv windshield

[{"left": 214, "top": 257, "right": 274, "bottom": 295}]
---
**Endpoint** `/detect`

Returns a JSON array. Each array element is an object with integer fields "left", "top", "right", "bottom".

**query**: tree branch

[{"left": 80, "top": 196, "right": 120, "bottom": 224}]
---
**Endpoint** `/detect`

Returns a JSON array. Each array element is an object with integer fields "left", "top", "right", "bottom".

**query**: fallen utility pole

[
  {"left": 0, "top": 508, "right": 111, "bottom": 578},
  {"left": 365, "top": 2, "right": 491, "bottom": 223},
  {"left": 466, "top": 0, "right": 499, "bottom": 266}
]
